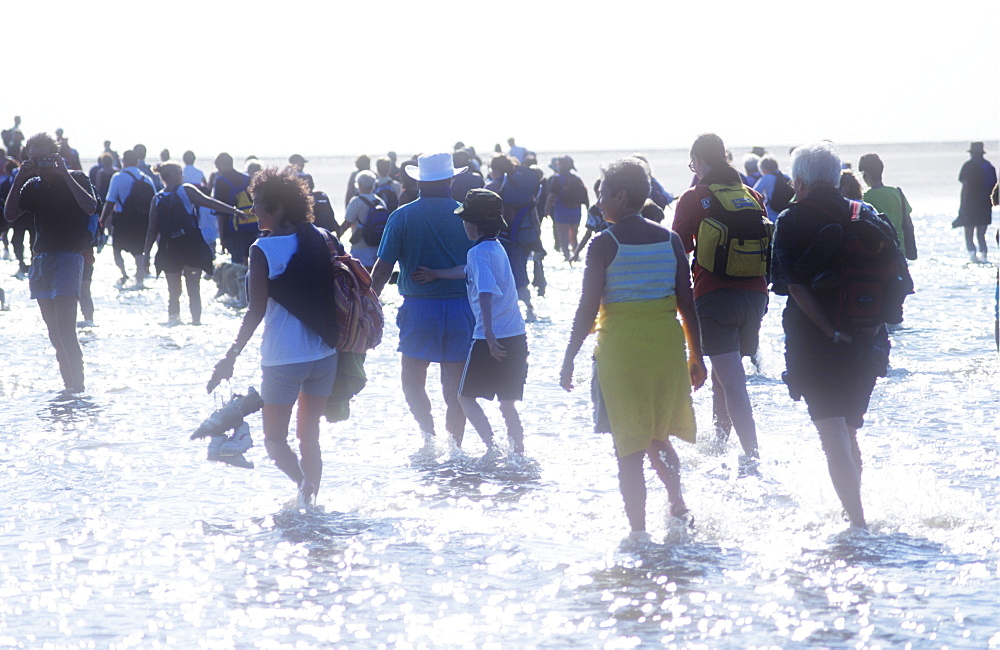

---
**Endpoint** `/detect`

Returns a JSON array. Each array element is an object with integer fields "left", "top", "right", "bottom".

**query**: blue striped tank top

[{"left": 602, "top": 230, "right": 677, "bottom": 304}]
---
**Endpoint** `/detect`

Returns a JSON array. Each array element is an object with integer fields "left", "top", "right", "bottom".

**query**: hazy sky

[{"left": 7, "top": 0, "right": 999, "bottom": 159}]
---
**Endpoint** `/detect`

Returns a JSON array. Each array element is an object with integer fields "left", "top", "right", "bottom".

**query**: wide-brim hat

[
  {"left": 969, "top": 142, "right": 986, "bottom": 154},
  {"left": 549, "top": 154, "right": 575, "bottom": 172},
  {"left": 405, "top": 152, "right": 467, "bottom": 182},
  {"left": 455, "top": 188, "right": 507, "bottom": 229}
]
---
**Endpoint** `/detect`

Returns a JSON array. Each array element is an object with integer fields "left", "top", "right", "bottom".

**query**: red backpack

[{"left": 322, "top": 232, "right": 384, "bottom": 353}]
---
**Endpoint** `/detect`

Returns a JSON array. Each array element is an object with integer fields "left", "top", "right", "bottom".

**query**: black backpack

[
  {"left": 374, "top": 180, "right": 399, "bottom": 214},
  {"left": 358, "top": 196, "right": 390, "bottom": 247},
  {"left": 500, "top": 166, "right": 540, "bottom": 209},
  {"left": 808, "top": 200, "right": 912, "bottom": 330},
  {"left": 768, "top": 172, "right": 794, "bottom": 213},
  {"left": 312, "top": 191, "right": 337, "bottom": 231},
  {"left": 155, "top": 189, "right": 199, "bottom": 240},
  {"left": 120, "top": 170, "right": 155, "bottom": 222},
  {"left": 556, "top": 173, "right": 588, "bottom": 205}
]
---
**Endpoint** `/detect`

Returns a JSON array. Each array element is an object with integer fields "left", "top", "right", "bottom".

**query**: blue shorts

[
  {"left": 552, "top": 205, "right": 583, "bottom": 226},
  {"left": 29, "top": 252, "right": 84, "bottom": 300},
  {"left": 501, "top": 240, "right": 530, "bottom": 290},
  {"left": 260, "top": 353, "right": 338, "bottom": 405},
  {"left": 397, "top": 297, "right": 474, "bottom": 363}
]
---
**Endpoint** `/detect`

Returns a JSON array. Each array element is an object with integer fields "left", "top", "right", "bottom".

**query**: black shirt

[{"left": 18, "top": 170, "right": 95, "bottom": 254}]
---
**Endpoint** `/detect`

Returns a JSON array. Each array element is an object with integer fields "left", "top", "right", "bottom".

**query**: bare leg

[
  {"left": 814, "top": 417, "right": 867, "bottom": 528},
  {"left": 711, "top": 367, "right": 732, "bottom": 441},
  {"left": 400, "top": 355, "right": 435, "bottom": 435},
  {"left": 516, "top": 286, "right": 535, "bottom": 321},
  {"left": 616, "top": 449, "right": 647, "bottom": 531},
  {"left": 295, "top": 391, "right": 328, "bottom": 501},
  {"left": 710, "top": 351, "right": 759, "bottom": 458},
  {"left": 647, "top": 438, "right": 687, "bottom": 516},
  {"left": 552, "top": 219, "right": 563, "bottom": 255},
  {"left": 164, "top": 271, "right": 182, "bottom": 320},
  {"left": 112, "top": 245, "right": 128, "bottom": 280},
  {"left": 262, "top": 402, "right": 303, "bottom": 486},
  {"left": 79, "top": 259, "right": 94, "bottom": 322},
  {"left": 499, "top": 400, "right": 524, "bottom": 453},
  {"left": 567, "top": 224, "right": 579, "bottom": 256},
  {"left": 848, "top": 427, "right": 862, "bottom": 479},
  {"left": 556, "top": 223, "right": 572, "bottom": 259},
  {"left": 440, "top": 360, "right": 466, "bottom": 447},
  {"left": 458, "top": 395, "right": 494, "bottom": 448},
  {"left": 975, "top": 225, "right": 989, "bottom": 257},
  {"left": 963, "top": 225, "right": 974, "bottom": 252},
  {"left": 37, "top": 295, "right": 84, "bottom": 391},
  {"left": 182, "top": 265, "right": 202, "bottom": 324},
  {"left": 132, "top": 253, "right": 145, "bottom": 287}
]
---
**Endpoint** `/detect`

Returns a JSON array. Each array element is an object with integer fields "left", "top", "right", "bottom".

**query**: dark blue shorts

[
  {"left": 783, "top": 330, "right": 890, "bottom": 429},
  {"left": 459, "top": 334, "right": 528, "bottom": 401},
  {"left": 397, "top": 297, "right": 474, "bottom": 363},
  {"left": 29, "top": 252, "right": 84, "bottom": 300}
]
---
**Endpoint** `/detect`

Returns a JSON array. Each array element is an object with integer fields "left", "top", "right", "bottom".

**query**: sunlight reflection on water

[{"left": 0, "top": 202, "right": 997, "bottom": 647}]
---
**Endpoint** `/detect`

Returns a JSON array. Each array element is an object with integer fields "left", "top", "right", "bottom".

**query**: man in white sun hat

[{"left": 371, "top": 152, "right": 474, "bottom": 448}]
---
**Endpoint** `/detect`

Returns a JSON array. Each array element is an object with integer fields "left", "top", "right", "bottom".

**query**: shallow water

[{"left": 1, "top": 146, "right": 998, "bottom": 647}]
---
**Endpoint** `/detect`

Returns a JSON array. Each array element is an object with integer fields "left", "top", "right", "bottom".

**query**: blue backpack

[
  {"left": 357, "top": 196, "right": 390, "bottom": 247},
  {"left": 500, "top": 166, "right": 540, "bottom": 209}
]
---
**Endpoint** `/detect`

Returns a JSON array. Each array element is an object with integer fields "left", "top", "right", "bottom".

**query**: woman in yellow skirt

[{"left": 561, "top": 158, "right": 707, "bottom": 533}]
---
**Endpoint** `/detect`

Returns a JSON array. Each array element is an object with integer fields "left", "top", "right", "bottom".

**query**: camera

[{"left": 33, "top": 156, "right": 57, "bottom": 169}]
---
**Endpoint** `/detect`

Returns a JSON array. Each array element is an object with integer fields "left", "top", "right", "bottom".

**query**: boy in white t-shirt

[{"left": 413, "top": 189, "right": 528, "bottom": 454}]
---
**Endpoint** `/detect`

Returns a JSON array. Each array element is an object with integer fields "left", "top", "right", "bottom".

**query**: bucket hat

[{"left": 455, "top": 188, "right": 507, "bottom": 230}]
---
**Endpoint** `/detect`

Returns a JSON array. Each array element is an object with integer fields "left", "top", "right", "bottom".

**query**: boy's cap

[{"left": 455, "top": 188, "right": 507, "bottom": 229}]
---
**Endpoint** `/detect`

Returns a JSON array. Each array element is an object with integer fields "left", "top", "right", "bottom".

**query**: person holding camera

[{"left": 3, "top": 132, "right": 97, "bottom": 393}]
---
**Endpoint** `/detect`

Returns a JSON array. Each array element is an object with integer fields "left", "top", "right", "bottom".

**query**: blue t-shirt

[{"left": 377, "top": 191, "right": 472, "bottom": 298}]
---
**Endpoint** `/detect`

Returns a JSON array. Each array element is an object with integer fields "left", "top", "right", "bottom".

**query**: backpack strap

[{"left": 356, "top": 195, "right": 376, "bottom": 227}]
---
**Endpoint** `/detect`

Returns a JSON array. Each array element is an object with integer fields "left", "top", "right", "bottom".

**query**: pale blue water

[{"left": 0, "top": 142, "right": 997, "bottom": 647}]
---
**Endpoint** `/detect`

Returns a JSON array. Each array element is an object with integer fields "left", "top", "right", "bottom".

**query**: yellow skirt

[{"left": 594, "top": 296, "right": 697, "bottom": 457}]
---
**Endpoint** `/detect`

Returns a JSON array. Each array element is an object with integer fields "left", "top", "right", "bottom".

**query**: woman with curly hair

[{"left": 209, "top": 167, "right": 341, "bottom": 505}]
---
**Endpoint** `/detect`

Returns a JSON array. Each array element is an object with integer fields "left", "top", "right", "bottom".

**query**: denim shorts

[
  {"left": 260, "top": 353, "right": 338, "bottom": 405},
  {"left": 29, "top": 252, "right": 85, "bottom": 300},
  {"left": 397, "top": 297, "right": 474, "bottom": 363}
]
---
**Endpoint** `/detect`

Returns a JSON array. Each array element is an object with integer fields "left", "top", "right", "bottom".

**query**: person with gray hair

[
  {"left": 562, "top": 157, "right": 706, "bottom": 537},
  {"left": 742, "top": 153, "right": 761, "bottom": 185},
  {"left": 771, "top": 140, "right": 911, "bottom": 530},
  {"left": 343, "top": 169, "right": 384, "bottom": 269},
  {"left": 753, "top": 154, "right": 794, "bottom": 221}
]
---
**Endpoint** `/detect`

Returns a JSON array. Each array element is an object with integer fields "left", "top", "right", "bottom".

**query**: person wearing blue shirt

[
  {"left": 371, "top": 152, "right": 474, "bottom": 448},
  {"left": 100, "top": 148, "right": 157, "bottom": 287}
]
